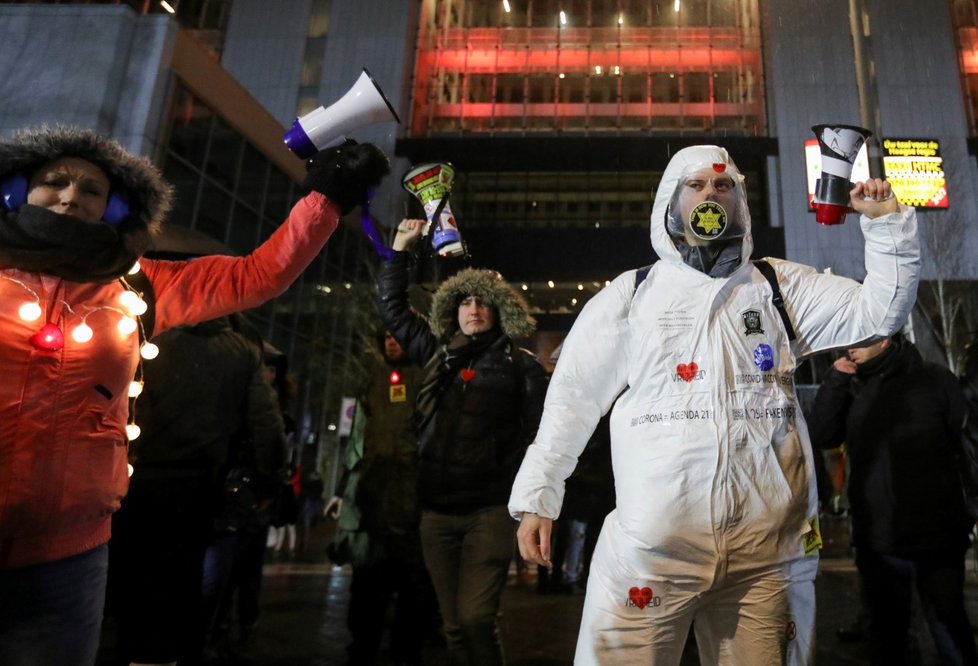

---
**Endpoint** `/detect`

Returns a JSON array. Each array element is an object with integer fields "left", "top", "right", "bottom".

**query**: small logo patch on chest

[
  {"left": 753, "top": 343, "right": 775, "bottom": 371},
  {"left": 741, "top": 309, "right": 764, "bottom": 336}
]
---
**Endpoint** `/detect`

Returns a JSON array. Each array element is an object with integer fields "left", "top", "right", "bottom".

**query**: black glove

[{"left": 302, "top": 140, "right": 390, "bottom": 215}]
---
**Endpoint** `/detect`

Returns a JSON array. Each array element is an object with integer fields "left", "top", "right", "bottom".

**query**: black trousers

[
  {"left": 107, "top": 473, "right": 213, "bottom": 664},
  {"left": 347, "top": 549, "right": 429, "bottom": 665},
  {"left": 856, "top": 545, "right": 978, "bottom": 666}
]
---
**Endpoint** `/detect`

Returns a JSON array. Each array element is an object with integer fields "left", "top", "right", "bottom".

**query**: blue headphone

[{"left": 0, "top": 172, "right": 130, "bottom": 226}]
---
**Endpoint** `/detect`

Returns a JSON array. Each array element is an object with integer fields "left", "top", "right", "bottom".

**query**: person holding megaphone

[
  {"left": 510, "top": 142, "right": 918, "bottom": 665},
  {"left": 0, "top": 125, "right": 388, "bottom": 666},
  {"left": 378, "top": 219, "right": 549, "bottom": 666}
]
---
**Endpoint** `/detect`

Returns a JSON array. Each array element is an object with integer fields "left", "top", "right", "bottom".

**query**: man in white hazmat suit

[{"left": 509, "top": 144, "right": 919, "bottom": 665}]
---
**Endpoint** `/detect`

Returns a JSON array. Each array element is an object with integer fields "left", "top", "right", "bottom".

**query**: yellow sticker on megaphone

[{"left": 403, "top": 163, "right": 455, "bottom": 205}]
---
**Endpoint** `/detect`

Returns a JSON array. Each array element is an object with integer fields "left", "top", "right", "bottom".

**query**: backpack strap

[
  {"left": 120, "top": 269, "right": 157, "bottom": 343},
  {"left": 633, "top": 261, "right": 795, "bottom": 341},
  {"left": 753, "top": 259, "right": 796, "bottom": 341},
  {"left": 634, "top": 264, "right": 653, "bottom": 291}
]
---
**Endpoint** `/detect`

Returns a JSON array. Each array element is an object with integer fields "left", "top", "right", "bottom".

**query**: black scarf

[
  {"left": 855, "top": 339, "right": 913, "bottom": 382},
  {"left": 0, "top": 204, "right": 150, "bottom": 283},
  {"left": 414, "top": 328, "right": 503, "bottom": 434}
]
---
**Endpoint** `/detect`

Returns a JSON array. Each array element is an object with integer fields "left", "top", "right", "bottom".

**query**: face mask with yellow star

[
  {"left": 664, "top": 168, "right": 749, "bottom": 276},
  {"left": 688, "top": 201, "right": 728, "bottom": 241},
  {"left": 665, "top": 169, "right": 748, "bottom": 248}
]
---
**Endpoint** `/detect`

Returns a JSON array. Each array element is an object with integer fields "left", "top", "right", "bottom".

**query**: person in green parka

[{"left": 326, "top": 331, "right": 431, "bottom": 666}]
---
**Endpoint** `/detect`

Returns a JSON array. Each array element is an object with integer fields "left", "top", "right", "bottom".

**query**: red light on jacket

[
  {"left": 30, "top": 323, "right": 65, "bottom": 352},
  {"left": 389, "top": 370, "right": 402, "bottom": 384}
]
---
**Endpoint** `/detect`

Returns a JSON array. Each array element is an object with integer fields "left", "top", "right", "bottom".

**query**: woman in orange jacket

[{"left": 0, "top": 126, "right": 387, "bottom": 665}]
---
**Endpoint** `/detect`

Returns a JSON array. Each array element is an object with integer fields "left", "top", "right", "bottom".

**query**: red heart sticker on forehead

[{"left": 712, "top": 163, "right": 726, "bottom": 173}]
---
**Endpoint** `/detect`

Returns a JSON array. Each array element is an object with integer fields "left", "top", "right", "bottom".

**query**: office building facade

[{"left": 2, "top": 0, "right": 977, "bottom": 451}]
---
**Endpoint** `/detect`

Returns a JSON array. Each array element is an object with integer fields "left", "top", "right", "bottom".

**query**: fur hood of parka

[
  {"left": 650, "top": 145, "right": 753, "bottom": 268},
  {"left": 0, "top": 125, "right": 173, "bottom": 237},
  {"left": 429, "top": 267, "right": 536, "bottom": 339}
]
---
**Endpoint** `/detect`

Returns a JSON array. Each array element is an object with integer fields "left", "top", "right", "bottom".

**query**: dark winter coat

[
  {"left": 810, "top": 340, "right": 972, "bottom": 554},
  {"left": 961, "top": 336, "right": 978, "bottom": 520},
  {"left": 330, "top": 358, "right": 423, "bottom": 567},
  {"left": 377, "top": 253, "right": 549, "bottom": 513},
  {"left": 131, "top": 316, "right": 285, "bottom": 479},
  {"left": 350, "top": 358, "right": 422, "bottom": 531},
  {"left": 125, "top": 316, "right": 286, "bottom": 538}
]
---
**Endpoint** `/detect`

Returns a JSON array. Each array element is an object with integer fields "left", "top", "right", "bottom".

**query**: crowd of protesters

[{"left": 3, "top": 122, "right": 978, "bottom": 666}]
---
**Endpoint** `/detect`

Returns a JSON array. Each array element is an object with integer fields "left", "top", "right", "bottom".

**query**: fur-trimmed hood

[
  {"left": 0, "top": 126, "right": 172, "bottom": 236},
  {"left": 429, "top": 268, "right": 536, "bottom": 339}
]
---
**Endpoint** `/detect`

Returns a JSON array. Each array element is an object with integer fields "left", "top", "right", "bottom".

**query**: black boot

[{"left": 460, "top": 621, "right": 504, "bottom": 666}]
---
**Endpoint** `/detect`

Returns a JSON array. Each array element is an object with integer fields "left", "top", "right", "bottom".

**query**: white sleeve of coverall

[
  {"left": 508, "top": 272, "right": 634, "bottom": 520},
  {"left": 773, "top": 205, "right": 920, "bottom": 356}
]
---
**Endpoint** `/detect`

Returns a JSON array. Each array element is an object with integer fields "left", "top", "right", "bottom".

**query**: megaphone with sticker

[
  {"left": 401, "top": 162, "right": 465, "bottom": 258},
  {"left": 811, "top": 124, "right": 872, "bottom": 226}
]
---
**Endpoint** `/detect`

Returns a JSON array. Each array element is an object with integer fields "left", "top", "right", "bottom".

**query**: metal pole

[{"left": 848, "top": 0, "right": 884, "bottom": 176}]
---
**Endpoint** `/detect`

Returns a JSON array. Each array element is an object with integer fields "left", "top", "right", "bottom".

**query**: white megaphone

[
  {"left": 283, "top": 69, "right": 400, "bottom": 159},
  {"left": 402, "top": 163, "right": 465, "bottom": 257},
  {"left": 811, "top": 123, "right": 872, "bottom": 225}
]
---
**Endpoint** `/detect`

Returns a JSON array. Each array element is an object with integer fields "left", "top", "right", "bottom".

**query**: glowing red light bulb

[
  {"left": 389, "top": 370, "right": 401, "bottom": 384},
  {"left": 30, "top": 323, "right": 64, "bottom": 352}
]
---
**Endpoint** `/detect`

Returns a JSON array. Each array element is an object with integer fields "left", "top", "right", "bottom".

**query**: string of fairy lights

[{"left": 3, "top": 260, "right": 158, "bottom": 477}]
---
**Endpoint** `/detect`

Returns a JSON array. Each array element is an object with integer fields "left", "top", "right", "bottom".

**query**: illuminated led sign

[
  {"left": 881, "top": 138, "right": 948, "bottom": 208},
  {"left": 804, "top": 139, "right": 870, "bottom": 210}
]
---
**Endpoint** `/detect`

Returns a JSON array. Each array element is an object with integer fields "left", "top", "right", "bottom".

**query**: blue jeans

[
  {"left": 857, "top": 546, "right": 978, "bottom": 666},
  {"left": 202, "top": 533, "right": 241, "bottom": 637},
  {"left": 0, "top": 545, "right": 109, "bottom": 666},
  {"left": 561, "top": 519, "right": 588, "bottom": 584}
]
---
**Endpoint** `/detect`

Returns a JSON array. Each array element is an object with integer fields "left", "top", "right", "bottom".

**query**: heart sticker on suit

[
  {"left": 628, "top": 586, "right": 653, "bottom": 609},
  {"left": 676, "top": 362, "right": 699, "bottom": 382},
  {"left": 460, "top": 369, "right": 475, "bottom": 382}
]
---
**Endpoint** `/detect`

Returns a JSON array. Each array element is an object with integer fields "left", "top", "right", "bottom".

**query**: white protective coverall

[{"left": 508, "top": 145, "right": 920, "bottom": 665}]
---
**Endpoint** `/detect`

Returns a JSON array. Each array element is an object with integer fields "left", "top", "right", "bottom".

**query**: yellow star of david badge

[{"left": 696, "top": 209, "right": 722, "bottom": 233}]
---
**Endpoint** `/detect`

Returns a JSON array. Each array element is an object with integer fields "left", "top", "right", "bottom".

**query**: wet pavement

[{"left": 101, "top": 512, "right": 978, "bottom": 665}]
